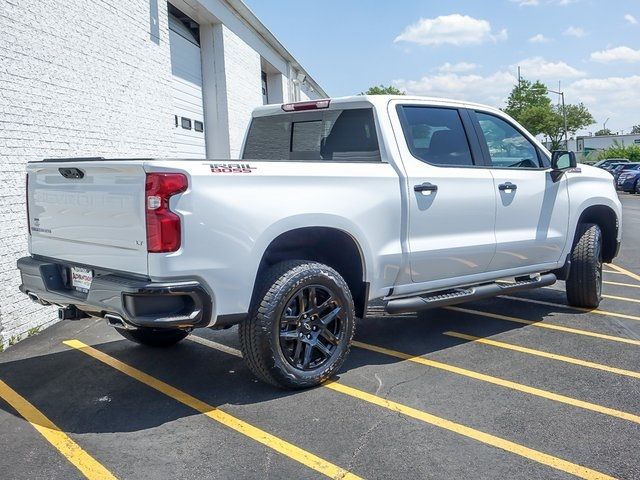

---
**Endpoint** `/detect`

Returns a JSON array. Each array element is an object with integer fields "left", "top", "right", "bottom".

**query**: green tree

[
  {"left": 361, "top": 85, "right": 405, "bottom": 95},
  {"left": 630, "top": 125, "right": 640, "bottom": 134},
  {"left": 543, "top": 103, "right": 595, "bottom": 150},
  {"left": 503, "top": 79, "right": 553, "bottom": 136},
  {"left": 503, "top": 77, "right": 594, "bottom": 150},
  {"left": 594, "top": 128, "right": 613, "bottom": 136}
]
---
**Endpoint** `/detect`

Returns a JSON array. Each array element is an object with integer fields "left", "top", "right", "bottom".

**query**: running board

[{"left": 385, "top": 273, "right": 557, "bottom": 315}]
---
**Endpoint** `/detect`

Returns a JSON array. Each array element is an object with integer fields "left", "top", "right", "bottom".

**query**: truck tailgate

[{"left": 27, "top": 161, "right": 148, "bottom": 275}]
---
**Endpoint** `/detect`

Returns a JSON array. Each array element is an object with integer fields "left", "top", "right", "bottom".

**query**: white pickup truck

[{"left": 19, "top": 95, "right": 622, "bottom": 389}]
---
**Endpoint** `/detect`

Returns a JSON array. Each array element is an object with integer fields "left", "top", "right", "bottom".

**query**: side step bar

[{"left": 385, "top": 273, "right": 557, "bottom": 315}]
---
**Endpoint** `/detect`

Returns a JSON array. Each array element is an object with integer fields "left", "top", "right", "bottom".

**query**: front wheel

[
  {"left": 566, "top": 223, "right": 603, "bottom": 308},
  {"left": 117, "top": 327, "right": 190, "bottom": 347},
  {"left": 239, "top": 261, "right": 356, "bottom": 389}
]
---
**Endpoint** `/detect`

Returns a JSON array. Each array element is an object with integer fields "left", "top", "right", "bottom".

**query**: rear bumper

[{"left": 17, "top": 256, "right": 213, "bottom": 329}]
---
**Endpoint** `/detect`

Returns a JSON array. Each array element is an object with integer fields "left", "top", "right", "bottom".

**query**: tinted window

[
  {"left": 242, "top": 108, "right": 381, "bottom": 161},
  {"left": 475, "top": 112, "right": 541, "bottom": 168},
  {"left": 399, "top": 106, "right": 474, "bottom": 166}
]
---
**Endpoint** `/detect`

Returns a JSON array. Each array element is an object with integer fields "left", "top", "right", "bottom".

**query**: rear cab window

[
  {"left": 396, "top": 105, "right": 476, "bottom": 167},
  {"left": 243, "top": 108, "right": 381, "bottom": 162}
]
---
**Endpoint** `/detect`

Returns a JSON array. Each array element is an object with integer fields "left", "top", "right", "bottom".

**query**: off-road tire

[
  {"left": 239, "top": 260, "right": 356, "bottom": 389},
  {"left": 566, "top": 223, "right": 603, "bottom": 308},
  {"left": 117, "top": 328, "right": 190, "bottom": 347}
]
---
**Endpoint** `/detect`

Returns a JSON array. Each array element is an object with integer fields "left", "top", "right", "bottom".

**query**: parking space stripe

[
  {"left": 602, "top": 293, "right": 640, "bottom": 304},
  {"left": 443, "top": 331, "right": 640, "bottom": 379},
  {"left": 189, "top": 335, "right": 614, "bottom": 480},
  {"left": 323, "top": 381, "right": 614, "bottom": 480},
  {"left": 604, "top": 280, "right": 640, "bottom": 290},
  {"left": 63, "top": 340, "right": 361, "bottom": 480},
  {"left": 499, "top": 295, "right": 640, "bottom": 322},
  {"left": 446, "top": 306, "right": 640, "bottom": 346},
  {"left": 606, "top": 263, "right": 640, "bottom": 282},
  {"left": 0, "top": 379, "right": 117, "bottom": 480},
  {"left": 603, "top": 269, "right": 624, "bottom": 275},
  {"left": 351, "top": 340, "right": 640, "bottom": 424}
]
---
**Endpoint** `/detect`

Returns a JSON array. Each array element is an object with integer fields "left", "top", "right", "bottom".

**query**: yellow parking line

[
  {"left": 445, "top": 306, "right": 640, "bottom": 346},
  {"left": 603, "top": 270, "right": 625, "bottom": 275},
  {"left": 63, "top": 340, "right": 361, "bottom": 480},
  {"left": 324, "top": 381, "right": 614, "bottom": 480},
  {"left": 0, "top": 379, "right": 116, "bottom": 480},
  {"left": 443, "top": 331, "right": 640, "bottom": 380},
  {"left": 602, "top": 293, "right": 640, "bottom": 304},
  {"left": 604, "top": 280, "right": 640, "bottom": 290},
  {"left": 352, "top": 340, "right": 640, "bottom": 424},
  {"left": 606, "top": 263, "right": 640, "bottom": 282},
  {"left": 190, "top": 336, "right": 614, "bottom": 480},
  {"left": 499, "top": 295, "right": 640, "bottom": 322}
]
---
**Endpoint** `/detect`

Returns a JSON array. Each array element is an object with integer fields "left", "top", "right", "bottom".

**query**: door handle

[
  {"left": 498, "top": 182, "right": 517, "bottom": 191},
  {"left": 414, "top": 182, "right": 438, "bottom": 195}
]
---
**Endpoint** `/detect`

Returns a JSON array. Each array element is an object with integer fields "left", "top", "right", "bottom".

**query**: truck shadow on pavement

[{"left": 0, "top": 293, "right": 597, "bottom": 435}]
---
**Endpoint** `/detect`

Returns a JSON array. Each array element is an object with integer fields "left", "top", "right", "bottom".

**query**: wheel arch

[
  {"left": 252, "top": 226, "right": 369, "bottom": 318},
  {"left": 575, "top": 204, "right": 619, "bottom": 262}
]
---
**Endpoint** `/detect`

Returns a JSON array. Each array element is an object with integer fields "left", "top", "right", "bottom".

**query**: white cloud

[
  {"left": 436, "top": 62, "right": 478, "bottom": 73},
  {"left": 529, "top": 33, "right": 551, "bottom": 43},
  {"left": 393, "top": 71, "right": 517, "bottom": 105},
  {"left": 563, "top": 26, "right": 586, "bottom": 37},
  {"left": 511, "top": 0, "right": 540, "bottom": 5},
  {"left": 590, "top": 46, "right": 640, "bottom": 63},
  {"left": 513, "top": 57, "right": 585, "bottom": 79},
  {"left": 394, "top": 14, "right": 507, "bottom": 46},
  {"left": 624, "top": 14, "right": 638, "bottom": 25},
  {"left": 511, "top": 0, "right": 579, "bottom": 5},
  {"left": 566, "top": 76, "right": 640, "bottom": 131}
]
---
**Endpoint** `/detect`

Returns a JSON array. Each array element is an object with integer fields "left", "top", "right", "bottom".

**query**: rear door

[
  {"left": 392, "top": 102, "right": 497, "bottom": 286},
  {"left": 27, "top": 161, "right": 148, "bottom": 274},
  {"left": 470, "top": 110, "right": 570, "bottom": 271}
]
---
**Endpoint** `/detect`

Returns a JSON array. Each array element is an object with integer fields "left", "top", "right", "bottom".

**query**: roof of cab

[{"left": 251, "top": 95, "right": 505, "bottom": 118}]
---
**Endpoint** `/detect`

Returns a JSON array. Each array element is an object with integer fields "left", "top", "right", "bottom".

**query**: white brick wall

[
  {"left": 0, "top": 0, "right": 325, "bottom": 349},
  {"left": 221, "top": 25, "right": 263, "bottom": 159},
  {"left": 0, "top": 0, "right": 175, "bottom": 348}
]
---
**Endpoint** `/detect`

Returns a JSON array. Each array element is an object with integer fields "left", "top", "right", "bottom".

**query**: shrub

[{"left": 597, "top": 142, "right": 640, "bottom": 162}]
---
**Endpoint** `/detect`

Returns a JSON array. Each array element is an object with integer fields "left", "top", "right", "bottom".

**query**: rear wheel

[
  {"left": 565, "top": 223, "right": 603, "bottom": 308},
  {"left": 117, "top": 327, "right": 190, "bottom": 347},
  {"left": 239, "top": 261, "right": 355, "bottom": 389}
]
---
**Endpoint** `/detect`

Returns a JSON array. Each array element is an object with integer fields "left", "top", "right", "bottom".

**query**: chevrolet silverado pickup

[{"left": 18, "top": 95, "right": 622, "bottom": 389}]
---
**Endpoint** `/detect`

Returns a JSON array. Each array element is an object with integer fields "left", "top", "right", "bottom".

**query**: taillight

[
  {"left": 26, "top": 173, "right": 31, "bottom": 235},
  {"left": 145, "top": 173, "right": 188, "bottom": 253}
]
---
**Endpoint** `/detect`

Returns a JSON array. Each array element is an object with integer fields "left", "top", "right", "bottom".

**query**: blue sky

[{"left": 245, "top": 0, "right": 640, "bottom": 135}]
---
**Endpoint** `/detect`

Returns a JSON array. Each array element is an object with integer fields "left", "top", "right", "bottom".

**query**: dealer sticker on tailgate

[{"left": 71, "top": 267, "right": 93, "bottom": 292}]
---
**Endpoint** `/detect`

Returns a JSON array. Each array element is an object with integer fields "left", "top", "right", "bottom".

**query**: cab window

[
  {"left": 475, "top": 112, "right": 542, "bottom": 169},
  {"left": 398, "top": 106, "right": 475, "bottom": 167}
]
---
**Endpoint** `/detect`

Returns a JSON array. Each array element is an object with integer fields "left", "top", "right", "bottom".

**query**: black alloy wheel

[{"left": 278, "top": 285, "right": 344, "bottom": 371}]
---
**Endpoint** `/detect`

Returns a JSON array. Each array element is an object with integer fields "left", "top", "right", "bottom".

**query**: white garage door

[{"left": 169, "top": 13, "right": 206, "bottom": 158}]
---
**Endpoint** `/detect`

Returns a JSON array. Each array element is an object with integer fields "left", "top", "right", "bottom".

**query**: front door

[
  {"left": 471, "top": 110, "right": 570, "bottom": 271},
  {"left": 392, "top": 103, "right": 497, "bottom": 286}
]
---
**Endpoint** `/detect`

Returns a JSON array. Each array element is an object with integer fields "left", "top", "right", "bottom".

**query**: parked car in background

[
  {"left": 603, "top": 161, "right": 630, "bottom": 174},
  {"left": 612, "top": 163, "right": 640, "bottom": 184},
  {"left": 617, "top": 165, "right": 640, "bottom": 193},
  {"left": 594, "top": 158, "right": 630, "bottom": 169}
]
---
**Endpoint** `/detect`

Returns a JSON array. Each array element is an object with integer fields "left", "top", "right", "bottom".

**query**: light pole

[
  {"left": 548, "top": 88, "right": 568, "bottom": 149},
  {"left": 530, "top": 86, "right": 568, "bottom": 149}
]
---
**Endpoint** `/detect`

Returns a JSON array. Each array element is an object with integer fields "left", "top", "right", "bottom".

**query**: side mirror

[
  {"left": 550, "top": 151, "right": 576, "bottom": 182},
  {"left": 551, "top": 151, "right": 577, "bottom": 170}
]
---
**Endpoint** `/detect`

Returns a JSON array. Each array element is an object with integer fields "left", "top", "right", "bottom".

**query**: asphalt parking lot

[{"left": 1, "top": 194, "right": 639, "bottom": 480}]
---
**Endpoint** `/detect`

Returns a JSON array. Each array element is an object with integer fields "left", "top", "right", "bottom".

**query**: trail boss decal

[{"left": 207, "top": 163, "right": 256, "bottom": 173}]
